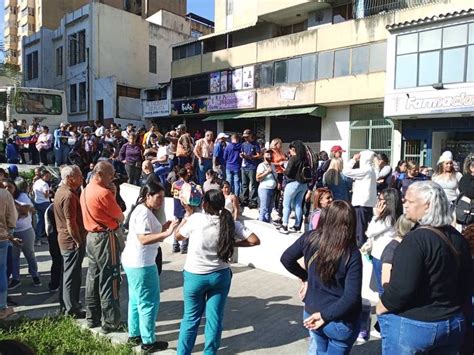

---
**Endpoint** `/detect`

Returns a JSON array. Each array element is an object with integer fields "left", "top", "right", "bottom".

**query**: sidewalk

[{"left": 9, "top": 243, "right": 381, "bottom": 354}]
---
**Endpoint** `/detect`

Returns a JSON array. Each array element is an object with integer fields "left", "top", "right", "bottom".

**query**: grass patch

[{"left": 0, "top": 316, "right": 133, "bottom": 354}]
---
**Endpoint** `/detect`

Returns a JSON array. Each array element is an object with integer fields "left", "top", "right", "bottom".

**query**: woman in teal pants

[
  {"left": 175, "top": 189, "right": 260, "bottom": 355},
  {"left": 121, "top": 181, "right": 178, "bottom": 353}
]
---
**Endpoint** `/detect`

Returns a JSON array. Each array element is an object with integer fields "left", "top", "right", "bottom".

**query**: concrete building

[
  {"left": 22, "top": 2, "right": 193, "bottom": 124},
  {"left": 169, "top": 0, "right": 474, "bottom": 166},
  {"left": 3, "top": 0, "right": 191, "bottom": 68}
]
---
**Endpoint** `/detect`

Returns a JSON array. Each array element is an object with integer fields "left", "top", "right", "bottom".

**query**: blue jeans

[
  {"left": 154, "top": 164, "right": 170, "bottom": 186},
  {"left": 11, "top": 228, "right": 39, "bottom": 280},
  {"left": 371, "top": 257, "right": 384, "bottom": 295},
  {"left": 197, "top": 159, "right": 213, "bottom": 186},
  {"left": 124, "top": 265, "right": 160, "bottom": 345},
  {"left": 258, "top": 187, "right": 274, "bottom": 223},
  {"left": 54, "top": 144, "right": 70, "bottom": 167},
  {"left": 241, "top": 169, "right": 258, "bottom": 205},
  {"left": 178, "top": 268, "right": 232, "bottom": 355},
  {"left": 0, "top": 241, "right": 8, "bottom": 310},
  {"left": 226, "top": 169, "right": 241, "bottom": 198},
  {"left": 35, "top": 202, "right": 50, "bottom": 241},
  {"left": 282, "top": 181, "right": 307, "bottom": 227},
  {"left": 304, "top": 311, "right": 359, "bottom": 355},
  {"left": 378, "top": 313, "right": 465, "bottom": 355}
]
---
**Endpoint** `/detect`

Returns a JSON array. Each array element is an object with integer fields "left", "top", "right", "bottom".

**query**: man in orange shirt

[
  {"left": 80, "top": 161, "right": 125, "bottom": 333},
  {"left": 193, "top": 130, "right": 214, "bottom": 185}
]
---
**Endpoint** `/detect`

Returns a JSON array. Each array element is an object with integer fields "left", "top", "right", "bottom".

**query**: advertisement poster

[
  {"left": 208, "top": 91, "right": 256, "bottom": 112},
  {"left": 143, "top": 100, "right": 169, "bottom": 118},
  {"left": 220, "top": 71, "right": 228, "bottom": 92},
  {"left": 210, "top": 72, "right": 221, "bottom": 94},
  {"left": 242, "top": 66, "right": 254, "bottom": 89},
  {"left": 232, "top": 68, "right": 243, "bottom": 91},
  {"left": 171, "top": 98, "right": 208, "bottom": 115}
]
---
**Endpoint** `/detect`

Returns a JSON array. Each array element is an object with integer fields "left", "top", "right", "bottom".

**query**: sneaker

[
  {"left": 87, "top": 320, "right": 101, "bottom": 328},
  {"left": 141, "top": 341, "right": 168, "bottom": 353},
  {"left": 356, "top": 330, "right": 368, "bottom": 345},
  {"left": 172, "top": 245, "right": 180, "bottom": 253},
  {"left": 101, "top": 322, "right": 127, "bottom": 334},
  {"left": 370, "top": 329, "right": 381, "bottom": 339},
  {"left": 181, "top": 248, "right": 187, "bottom": 254},
  {"left": 70, "top": 310, "right": 86, "bottom": 319},
  {"left": 41, "top": 239, "right": 49, "bottom": 245},
  {"left": 0, "top": 307, "right": 15, "bottom": 320},
  {"left": 272, "top": 219, "right": 282, "bottom": 227},
  {"left": 8, "top": 279, "right": 21, "bottom": 290},
  {"left": 280, "top": 226, "right": 289, "bottom": 235},
  {"left": 289, "top": 226, "right": 301, "bottom": 233},
  {"left": 49, "top": 285, "right": 59, "bottom": 292},
  {"left": 35, "top": 240, "right": 42, "bottom": 247},
  {"left": 127, "top": 336, "right": 142, "bottom": 346},
  {"left": 6, "top": 297, "right": 18, "bottom": 307},
  {"left": 33, "top": 277, "right": 42, "bottom": 287}
]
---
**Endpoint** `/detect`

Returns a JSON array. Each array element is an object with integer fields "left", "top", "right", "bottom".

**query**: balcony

[
  {"left": 4, "top": 25, "right": 18, "bottom": 37},
  {"left": 353, "top": 0, "right": 442, "bottom": 19},
  {"left": 258, "top": 0, "right": 331, "bottom": 25}
]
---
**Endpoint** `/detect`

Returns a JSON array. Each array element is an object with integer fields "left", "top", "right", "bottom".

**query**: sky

[
  {"left": 0, "top": 6, "right": 4, "bottom": 62},
  {"left": 187, "top": 0, "right": 215, "bottom": 21}
]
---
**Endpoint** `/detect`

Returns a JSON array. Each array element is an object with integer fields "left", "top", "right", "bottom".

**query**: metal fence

[{"left": 353, "top": 0, "right": 442, "bottom": 18}]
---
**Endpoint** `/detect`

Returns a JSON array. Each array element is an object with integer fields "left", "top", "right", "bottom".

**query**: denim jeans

[
  {"left": 0, "top": 241, "right": 8, "bottom": 310},
  {"left": 54, "top": 144, "right": 70, "bottom": 167},
  {"left": 258, "top": 187, "right": 274, "bottom": 223},
  {"left": 378, "top": 313, "right": 465, "bottom": 355},
  {"left": 34, "top": 201, "right": 50, "bottom": 241},
  {"left": 154, "top": 164, "right": 171, "bottom": 186},
  {"left": 371, "top": 257, "right": 384, "bottom": 295},
  {"left": 282, "top": 181, "right": 307, "bottom": 227},
  {"left": 226, "top": 169, "right": 241, "bottom": 198},
  {"left": 197, "top": 159, "right": 213, "bottom": 186},
  {"left": 11, "top": 228, "right": 40, "bottom": 281},
  {"left": 304, "top": 311, "right": 359, "bottom": 355},
  {"left": 177, "top": 268, "right": 232, "bottom": 355},
  {"left": 124, "top": 265, "right": 160, "bottom": 345},
  {"left": 241, "top": 169, "right": 258, "bottom": 205}
]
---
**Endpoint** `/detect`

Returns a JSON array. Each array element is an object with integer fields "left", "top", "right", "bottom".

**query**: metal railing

[{"left": 353, "top": 0, "right": 442, "bottom": 18}]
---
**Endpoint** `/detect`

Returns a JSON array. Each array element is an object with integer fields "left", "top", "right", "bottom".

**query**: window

[
  {"left": 369, "top": 42, "right": 387, "bottom": 72},
  {"left": 442, "top": 24, "right": 468, "bottom": 48},
  {"left": 28, "top": 7, "right": 34, "bottom": 16},
  {"left": 146, "top": 87, "right": 167, "bottom": 101},
  {"left": 418, "top": 51, "right": 439, "bottom": 86},
  {"left": 468, "top": 45, "right": 474, "bottom": 82},
  {"left": 334, "top": 49, "right": 350, "bottom": 77},
  {"left": 419, "top": 29, "right": 441, "bottom": 51},
  {"left": 191, "top": 29, "right": 203, "bottom": 39},
  {"left": 78, "top": 30, "right": 86, "bottom": 63},
  {"left": 396, "top": 33, "right": 418, "bottom": 54},
  {"left": 226, "top": 0, "right": 234, "bottom": 29},
  {"left": 259, "top": 62, "right": 274, "bottom": 87},
  {"left": 172, "top": 42, "right": 202, "bottom": 60},
  {"left": 68, "top": 30, "right": 86, "bottom": 66},
  {"left": 442, "top": 47, "right": 465, "bottom": 83},
  {"left": 274, "top": 60, "right": 287, "bottom": 84},
  {"left": 351, "top": 46, "right": 369, "bottom": 74},
  {"left": 117, "top": 85, "right": 141, "bottom": 98},
  {"left": 79, "top": 82, "right": 86, "bottom": 112},
  {"left": 332, "top": 3, "right": 353, "bottom": 24},
  {"left": 15, "top": 93, "right": 63, "bottom": 115},
  {"left": 190, "top": 74, "right": 209, "bottom": 96},
  {"left": 317, "top": 51, "right": 334, "bottom": 79},
  {"left": 172, "top": 78, "right": 190, "bottom": 99},
  {"left": 470, "top": 23, "right": 474, "bottom": 44},
  {"left": 26, "top": 51, "right": 38, "bottom": 81},
  {"left": 68, "top": 33, "right": 77, "bottom": 66},
  {"left": 70, "top": 84, "right": 77, "bottom": 113},
  {"left": 288, "top": 57, "right": 302, "bottom": 83},
  {"left": 56, "top": 46, "right": 63, "bottom": 76},
  {"left": 301, "top": 54, "right": 317, "bottom": 82},
  {"left": 395, "top": 54, "right": 417, "bottom": 88},
  {"left": 279, "top": 21, "right": 307, "bottom": 36},
  {"left": 149, "top": 45, "right": 157, "bottom": 73}
]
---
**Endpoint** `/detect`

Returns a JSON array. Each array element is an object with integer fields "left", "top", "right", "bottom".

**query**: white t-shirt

[
  {"left": 432, "top": 172, "right": 462, "bottom": 202},
  {"left": 15, "top": 193, "right": 33, "bottom": 232},
  {"left": 95, "top": 126, "right": 105, "bottom": 137},
  {"left": 179, "top": 213, "right": 252, "bottom": 274},
  {"left": 256, "top": 162, "right": 277, "bottom": 189},
  {"left": 121, "top": 204, "right": 161, "bottom": 268},
  {"left": 32, "top": 179, "right": 50, "bottom": 204},
  {"left": 157, "top": 145, "right": 169, "bottom": 162}
]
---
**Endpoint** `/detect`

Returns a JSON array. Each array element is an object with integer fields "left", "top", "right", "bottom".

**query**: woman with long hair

[
  {"left": 307, "top": 188, "right": 333, "bottom": 231},
  {"left": 121, "top": 181, "right": 178, "bottom": 353},
  {"left": 175, "top": 189, "right": 260, "bottom": 354},
  {"left": 432, "top": 151, "right": 462, "bottom": 205},
  {"left": 323, "top": 158, "right": 351, "bottom": 201},
  {"left": 281, "top": 201, "right": 362, "bottom": 354},
  {"left": 270, "top": 138, "right": 287, "bottom": 223},
  {"left": 390, "top": 160, "right": 407, "bottom": 188},
  {"left": 221, "top": 180, "right": 240, "bottom": 221}
]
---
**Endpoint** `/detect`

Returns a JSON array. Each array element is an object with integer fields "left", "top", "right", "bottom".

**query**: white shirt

[
  {"left": 122, "top": 204, "right": 161, "bottom": 268},
  {"left": 95, "top": 126, "right": 105, "bottom": 137},
  {"left": 432, "top": 172, "right": 462, "bottom": 202},
  {"left": 257, "top": 162, "right": 277, "bottom": 189},
  {"left": 179, "top": 213, "right": 252, "bottom": 274},
  {"left": 157, "top": 145, "right": 169, "bottom": 162},
  {"left": 15, "top": 193, "right": 33, "bottom": 232},
  {"left": 366, "top": 216, "right": 396, "bottom": 260},
  {"left": 343, "top": 154, "right": 377, "bottom": 208},
  {"left": 32, "top": 179, "right": 50, "bottom": 204}
]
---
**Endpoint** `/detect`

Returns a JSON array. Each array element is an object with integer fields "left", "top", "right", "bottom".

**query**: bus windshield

[{"left": 15, "top": 92, "right": 63, "bottom": 115}]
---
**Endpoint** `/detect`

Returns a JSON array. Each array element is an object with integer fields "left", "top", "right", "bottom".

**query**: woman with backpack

[
  {"left": 281, "top": 201, "right": 362, "bottom": 354},
  {"left": 278, "top": 140, "right": 309, "bottom": 234}
]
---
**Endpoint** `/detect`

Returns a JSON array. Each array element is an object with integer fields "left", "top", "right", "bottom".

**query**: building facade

[
  {"left": 22, "top": 2, "right": 192, "bottom": 124},
  {"left": 169, "top": 0, "right": 474, "bottom": 165}
]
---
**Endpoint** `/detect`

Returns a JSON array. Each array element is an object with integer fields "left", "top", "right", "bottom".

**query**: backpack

[
  {"left": 299, "top": 145, "right": 318, "bottom": 185},
  {"left": 455, "top": 194, "right": 474, "bottom": 225}
]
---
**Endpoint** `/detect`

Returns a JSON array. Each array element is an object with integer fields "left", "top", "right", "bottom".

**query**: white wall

[
  {"left": 118, "top": 97, "right": 141, "bottom": 119},
  {"left": 93, "top": 76, "right": 117, "bottom": 120},
  {"left": 320, "top": 105, "right": 351, "bottom": 160}
]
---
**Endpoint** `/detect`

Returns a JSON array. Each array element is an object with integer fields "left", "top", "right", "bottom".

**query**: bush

[
  {"left": 0, "top": 316, "right": 133, "bottom": 354},
  {"left": 19, "top": 169, "right": 35, "bottom": 185}
]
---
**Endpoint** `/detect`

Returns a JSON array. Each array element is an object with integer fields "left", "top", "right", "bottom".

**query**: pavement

[{"left": 7, "top": 242, "right": 381, "bottom": 354}]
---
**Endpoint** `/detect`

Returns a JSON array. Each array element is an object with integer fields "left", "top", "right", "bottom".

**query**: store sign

[
  {"left": 143, "top": 100, "right": 169, "bottom": 118},
  {"left": 280, "top": 86, "right": 297, "bottom": 101},
  {"left": 171, "top": 98, "right": 208, "bottom": 115},
  {"left": 385, "top": 87, "right": 474, "bottom": 117},
  {"left": 208, "top": 91, "right": 256, "bottom": 112}
]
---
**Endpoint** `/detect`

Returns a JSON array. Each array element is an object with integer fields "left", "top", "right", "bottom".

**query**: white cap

[
  {"left": 438, "top": 150, "right": 454, "bottom": 164},
  {"left": 216, "top": 132, "right": 228, "bottom": 140}
]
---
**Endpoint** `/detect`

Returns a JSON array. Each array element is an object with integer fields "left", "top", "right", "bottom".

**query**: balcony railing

[{"left": 353, "top": 0, "right": 441, "bottom": 18}]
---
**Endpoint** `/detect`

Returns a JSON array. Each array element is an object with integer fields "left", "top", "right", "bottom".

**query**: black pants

[
  {"left": 62, "top": 245, "right": 85, "bottom": 315},
  {"left": 47, "top": 231, "right": 63, "bottom": 291},
  {"left": 355, "top": 206, "right": 373, "bottom": 248},
  {"left": 155, "top": 247, "right": 162, "bottom": 276},
  {"left": 125, "top": 163, "right": 141, "bottom": 186},
  {"left": 85, "top": 231, "right": 121, "bottom": 328},
  {"left": 39, "top": 149, "right": 49, "bottom": 165}
]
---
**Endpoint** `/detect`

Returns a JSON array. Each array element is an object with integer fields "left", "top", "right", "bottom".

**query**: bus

[{"left": 0, "top": 86, "right": 67, "bottom": 139}]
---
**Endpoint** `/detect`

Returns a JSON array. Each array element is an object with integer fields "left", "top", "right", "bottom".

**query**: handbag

[{"left": 83, "top": 189, "right": 126, "bottom": 252}]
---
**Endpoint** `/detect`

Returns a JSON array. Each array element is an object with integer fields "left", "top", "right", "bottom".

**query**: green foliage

[
  {"left": 19, "top": 169, "right": 35, "bottom": 184},
  {"left": 0, "top": 316, "right": 133, "bottom": 354}
]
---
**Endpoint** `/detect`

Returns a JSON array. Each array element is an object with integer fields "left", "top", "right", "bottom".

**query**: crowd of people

[{"left": 0, "top": 117, "right": 473, "bottom": 354}]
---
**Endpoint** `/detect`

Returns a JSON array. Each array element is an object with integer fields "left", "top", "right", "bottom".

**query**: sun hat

[{"left": 438, "top": 151, "right": 454, "bottom": 164}]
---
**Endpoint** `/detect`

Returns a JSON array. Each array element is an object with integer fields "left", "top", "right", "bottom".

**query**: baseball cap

[
  {"left": 242, "top": 129, "right": 252, "bottom": 137},
  {"left": 179, "top": 182, "right": 203, "bottom": 207},
  {"left": 216, "top": 132, "right": 229, "bottom": 140},
  {"left": 330, "top": 145, "right": 346, "bottom": 153}
]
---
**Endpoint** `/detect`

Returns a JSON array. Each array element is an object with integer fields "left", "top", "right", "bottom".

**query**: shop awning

[{"left": 203, "top": 106, "right": 326, "bottom": 121}]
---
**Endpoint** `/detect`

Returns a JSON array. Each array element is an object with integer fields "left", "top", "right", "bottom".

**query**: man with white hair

[{"left": 53, "top": 165, "right": 86, "bottom": 318}]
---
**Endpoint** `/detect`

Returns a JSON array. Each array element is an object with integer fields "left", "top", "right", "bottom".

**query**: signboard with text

[
  {"left": 143, "top": 100, "right": 169, "bottom": 118},
  {"left": 385, "top": 87, "right": 474, "bottom": 117},
  {"left": 208, "top": 91, "right": 256, "bottom": 112},
  {"left": 171, "top": 98, "right": 208, "bottom": 115}
]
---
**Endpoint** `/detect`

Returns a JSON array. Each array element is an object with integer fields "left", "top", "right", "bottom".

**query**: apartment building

[
  {"left": 22, "top": 2, "right": 193, "bottom": 125},
  {"left": 3, "top": 0, "right": 193, "bottom": 68},
  {"left": 169, "top": 0, "right": 474, "bottom": 166}
]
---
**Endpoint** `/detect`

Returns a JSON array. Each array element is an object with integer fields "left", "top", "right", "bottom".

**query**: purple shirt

[{"left": 119, "top": 143, "right": 142, "bottom": 164}]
